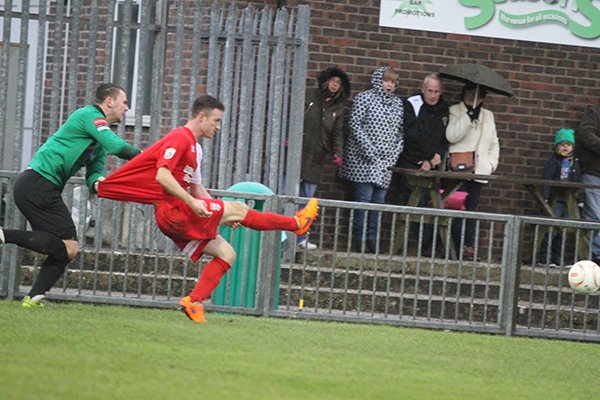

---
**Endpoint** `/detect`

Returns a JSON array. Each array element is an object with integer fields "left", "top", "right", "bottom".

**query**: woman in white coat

[{"left": 446, "top": 83, "right": 500, "bottom": 260}]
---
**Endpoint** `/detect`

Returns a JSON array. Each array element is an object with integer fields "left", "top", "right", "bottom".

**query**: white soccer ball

[{"left": 568, "top": 260, "right": 600, "bottom": 295}]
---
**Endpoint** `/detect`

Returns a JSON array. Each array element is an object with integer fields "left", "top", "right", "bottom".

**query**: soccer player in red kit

[{"left": 98, "top": 95, "right": 318, "bottom": 322}]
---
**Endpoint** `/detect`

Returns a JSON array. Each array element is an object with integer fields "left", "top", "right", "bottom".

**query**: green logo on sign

[{"left": 458, "top": 0, "right": 600, "bottom": 40}]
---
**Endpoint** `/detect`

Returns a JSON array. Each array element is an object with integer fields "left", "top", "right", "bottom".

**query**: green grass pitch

[{"left": 0, "top": 300, "right": 598, "bottom": 399}]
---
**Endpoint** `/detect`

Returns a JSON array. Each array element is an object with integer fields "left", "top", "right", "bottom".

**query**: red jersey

[{"left": 98, "top": 126, "right": 198, "bottom": 203}]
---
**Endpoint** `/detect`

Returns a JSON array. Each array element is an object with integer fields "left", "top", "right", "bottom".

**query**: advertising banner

[{"left": 379, "top": 0, "right": 600, "bottom": 48}]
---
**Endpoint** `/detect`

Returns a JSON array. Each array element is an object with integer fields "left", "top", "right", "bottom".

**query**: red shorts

[{"left": 154, "top": 198, "right": 225, "bottom": 262}]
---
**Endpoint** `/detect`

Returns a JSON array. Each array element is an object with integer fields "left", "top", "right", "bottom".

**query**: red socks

[
  {"left": 189, "top": 258, "right": 231, "bottom": 303},
  {"left": 188, "top": 210, "right": 299, "bottom": 303},
  {"left": 241, "top": 209, "right": 298, "bottom": 231}
]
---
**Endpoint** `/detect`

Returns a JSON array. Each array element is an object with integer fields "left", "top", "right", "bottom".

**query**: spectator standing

[
  {"left": 339, "top": 67, "right": 404, "bottom": 253},
  {"left": 298, "top": 67, "right": 350, "bottom": 250},
  {"left": 396, "top": 72, "right": 449, "bottom": 203},
  {"left": 395, "top": 72, "right": 449, "bottom": 255},
  {"left": 575, "top": 104, "right": 600, "bottom": 265},
  {"left": 538, "top": 128, "right": 581, "bottom": 266},
  {"left": 446, "top": 83, "right": 500, "bottom": 261},
  {"left": 0, "top": 83, "right": 141, "bottom": 308}
]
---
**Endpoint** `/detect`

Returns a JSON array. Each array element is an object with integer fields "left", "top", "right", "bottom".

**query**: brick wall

[
  {"left": 247, "top": 0, "right": 600, "bottom": 219},
  {"left": 34, "top": 0, "right": 600, "bottom": 254}
]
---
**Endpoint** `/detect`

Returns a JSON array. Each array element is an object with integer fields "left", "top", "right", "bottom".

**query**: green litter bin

[{"left": 211, "top": 182, "right": 283, "bottom": 308}]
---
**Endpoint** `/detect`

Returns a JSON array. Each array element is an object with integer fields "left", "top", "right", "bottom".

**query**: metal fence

[
  {"left": 0, "top": 0, "right": 309, "bottom": 195},
  {"left": 1, "top": 1, "right": 599, "bottom": 343},
  {"left": 2, "top": 171, "right": 600, "bottom": 343}
]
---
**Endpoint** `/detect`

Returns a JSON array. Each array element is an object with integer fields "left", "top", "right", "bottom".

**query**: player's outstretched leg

[
  {"left": 234, "top": 198, "right": 319, "bottom": 234},
  {"left": 293, "top": 198, "right": 319, "bottom": 236}
]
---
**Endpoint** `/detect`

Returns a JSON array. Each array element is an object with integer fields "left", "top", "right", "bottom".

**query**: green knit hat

[{"left": 554, "top": 128, "right": 575, "bottom": 147}]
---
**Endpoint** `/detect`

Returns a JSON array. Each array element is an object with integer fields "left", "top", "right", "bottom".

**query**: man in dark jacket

[
  {"left": 396, "top": 73, "right": 449, "bottom": 204},
  {"left": 298, "top": 67, "right": 351, "bottom": 249},
  {"left": 394, "top": 73, "right": 448, "bottom": 255},
  {"left": 575, "top": 105, "right": 600, "bottom": 264}
]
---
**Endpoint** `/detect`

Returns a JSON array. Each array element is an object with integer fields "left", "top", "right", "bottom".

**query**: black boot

[
  {"left": 354, "top": 239, "right": 374, "bottom": 254},
  {"left": 367, "top": 239, "right": 377, "bottom": 254}
]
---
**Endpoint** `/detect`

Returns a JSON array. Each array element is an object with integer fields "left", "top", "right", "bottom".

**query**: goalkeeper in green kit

[{"left": 0, "top": 83, "right": 141, "bottom": 308}]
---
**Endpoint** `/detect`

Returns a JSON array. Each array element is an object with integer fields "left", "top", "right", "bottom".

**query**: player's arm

[
  {"left": 85, "top": 117, "right": 140, "bottom": 160},
  {"left": 190, "top": 182, "right": 211, "bottom": 199},
  {"left": 155, "top": 166, "right": 212, "bottom": 217},
  {"left": 86, "top": 148, "right": 107, "bottom": 193}
]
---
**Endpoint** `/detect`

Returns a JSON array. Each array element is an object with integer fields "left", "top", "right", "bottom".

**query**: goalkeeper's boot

[
  {"left": 22, "top": 295, "right": 46, "bottom": 309},
  {"left": 293, "top": 198, "right": 319, "bottom": 236},
  {"left": 178, "top": 296, "right": 206, "bottom": 323}
]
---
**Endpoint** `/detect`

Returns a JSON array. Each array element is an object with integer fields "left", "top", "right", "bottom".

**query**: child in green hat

[{"left": 538, "top": 128, "right": 582, "bottom": 266}]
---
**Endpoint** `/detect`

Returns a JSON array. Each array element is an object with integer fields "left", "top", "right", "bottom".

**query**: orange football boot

[
  {"left": 293, "top": 198, "right": 319, "bottom": 236},
  {"left": 178, "top": 296, "right": 207, "bottom": 323}
]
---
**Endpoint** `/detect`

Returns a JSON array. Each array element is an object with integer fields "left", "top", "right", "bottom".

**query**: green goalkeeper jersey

[{"left": 29, "top": 105, "right": 140, "bottom": 193}]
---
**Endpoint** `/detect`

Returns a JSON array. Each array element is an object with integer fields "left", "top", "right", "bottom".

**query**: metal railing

[
  {"left": 2, "top": 172, "right": 600, "bottom": 342},
  {"left": 0, "top": 1, "right": 309, "bottom": 195}
]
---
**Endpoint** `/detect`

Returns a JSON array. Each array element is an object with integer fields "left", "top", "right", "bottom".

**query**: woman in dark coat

[{"left": 298, "top": 67, "right": 351, "bottom": 249}]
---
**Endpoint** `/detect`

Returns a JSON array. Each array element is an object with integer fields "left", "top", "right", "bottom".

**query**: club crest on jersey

[
  {"left": 191, "top": 145, "right": 196, "bottom": 153},
  {"left": 209, "top": 202, "right": 222, "bottom": 212},
  {"left": 94, "top": 118, "right": 107, "bottom": 126},
  {"left": 94, "top": 118, "right": 110, "bottom": 131},
  {"left": 164, "top": 148, "right": 176, "bottom": 159}
]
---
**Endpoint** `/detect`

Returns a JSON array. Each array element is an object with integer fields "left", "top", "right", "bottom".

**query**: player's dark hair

[
  {"left": 94, "top": 83, "right": 126, "bottom": 104},
  {"left": 191, "top": 95, "right": 225, "bottom": 118}
]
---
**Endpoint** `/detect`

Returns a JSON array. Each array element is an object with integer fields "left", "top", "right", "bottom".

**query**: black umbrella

[{"left": 439, "top": 63, "right": 515, "bottom": 98}]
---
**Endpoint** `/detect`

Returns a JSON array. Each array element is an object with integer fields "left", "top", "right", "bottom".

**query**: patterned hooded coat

[{"left": 339, "top": 67, "right": 404, "bottom": 189}]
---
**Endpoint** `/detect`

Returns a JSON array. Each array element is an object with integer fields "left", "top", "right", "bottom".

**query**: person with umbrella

[
  {"left": 445, "top": 82, "right": 500, "bottom": 261},
  {"left": 441, "top": 63, "right": 511, "bottom": 261}
]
